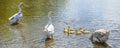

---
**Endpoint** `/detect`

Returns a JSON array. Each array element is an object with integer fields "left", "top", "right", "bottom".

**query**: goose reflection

[
  {"left": 45, "top": 38, "right": 54, "bottom": 48},
  {"left": 92, "top": 42, "right": 112, "bottom": 48}
]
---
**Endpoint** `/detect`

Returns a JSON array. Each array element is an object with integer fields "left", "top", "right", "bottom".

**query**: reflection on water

[
  {"left": 92, "top": 42, "right": 112, "bottom": 48},
  {"left": 0, "top": 0, "right": 120, "bottom": 48},
  {"left": 0, "top": 27, "right": 14, "bottom": 41},
  {"left": 45, "top": 39, "right": 54, "bottom": 48}
]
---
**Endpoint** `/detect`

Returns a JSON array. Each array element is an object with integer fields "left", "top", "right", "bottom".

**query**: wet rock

[{"left": 90, "top": 29, "right": 110, "bottom": 43}]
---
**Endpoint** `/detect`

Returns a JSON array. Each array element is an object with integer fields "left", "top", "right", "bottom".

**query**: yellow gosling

[
  {"left": 80, "top": 27, "right": 84, "bottom": 32},
  {"left": 76, "top": 30, "right": 82, "bottom": 35},
  {"left": 64, "top": 27, "right": 68, "bottom": 33},
  {"left": 68, "top": 26, "right": 75, "bottom": 34},
  {"left": 83, "top": 30, "right": 89, "bottom": 34},
  {"left": 80, "top": 27, "right": 89, "bottom": 34},
  {"left": 68, "top": 26, "right": 74, "bottom": 31},
  {"left": 80, "top": 27, "right": 84, "bottom": 31},
  {"left": 68, "top": 30, "right": 75, "bottom": 34}
]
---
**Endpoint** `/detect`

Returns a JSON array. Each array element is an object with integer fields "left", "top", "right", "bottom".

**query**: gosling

[
  {"left": 76, "top": 29, "right": 82, "bottom": 35},
  {"left": 68, "top": 26, "right": 75, "bottom": 34},
  {"left": 64, "top": 27, "right": 68, "bottom": 33},
  {"left": 80, "top": 27, "right": 89, "bottom": 34}
]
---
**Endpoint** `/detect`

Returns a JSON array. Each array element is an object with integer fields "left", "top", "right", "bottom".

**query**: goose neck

[{"left": 48, "top": 14, "right": 52, "bottom": 24}]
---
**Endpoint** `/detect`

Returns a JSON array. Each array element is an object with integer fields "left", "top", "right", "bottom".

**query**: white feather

[
  {"left": 9, "top": 13, "right": 22, "bottom": 23},
  {"left": 44, "top": 24, "right": 54, "bottom": 35}
]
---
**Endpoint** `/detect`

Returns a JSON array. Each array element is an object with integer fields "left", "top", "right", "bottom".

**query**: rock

[{"left": 90, "top": 29, "right": 110, "bottom": 43}]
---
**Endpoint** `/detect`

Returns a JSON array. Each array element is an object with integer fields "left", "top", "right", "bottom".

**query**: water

[{"left": 0, "top": 0, "right": 120, "bottom": 48}]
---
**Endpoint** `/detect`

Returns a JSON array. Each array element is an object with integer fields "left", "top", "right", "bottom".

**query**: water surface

[{"left": 0, "top": 0, "right": 120, "bottom": 48}]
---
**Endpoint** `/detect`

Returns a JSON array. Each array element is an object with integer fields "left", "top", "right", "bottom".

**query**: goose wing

[
  {"left": 9, "top": 13, "right": 22, "bottom": 23},
  {"left": 44, "top": 24, "right": 49, "bottom": 31},
  {"left": 44, "top": 24, "right": 54, "bottom": 32},
  {"left": 47, "top": 24, "right": 54, "bottom": 32}
]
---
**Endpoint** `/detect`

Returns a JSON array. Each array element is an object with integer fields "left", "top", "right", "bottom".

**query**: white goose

[
  {"left": 9, "top": 2, "right": 23, "bottom": 25},
  {"left": 44, "top": 11, "right": 54, "bottom": 39}
]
